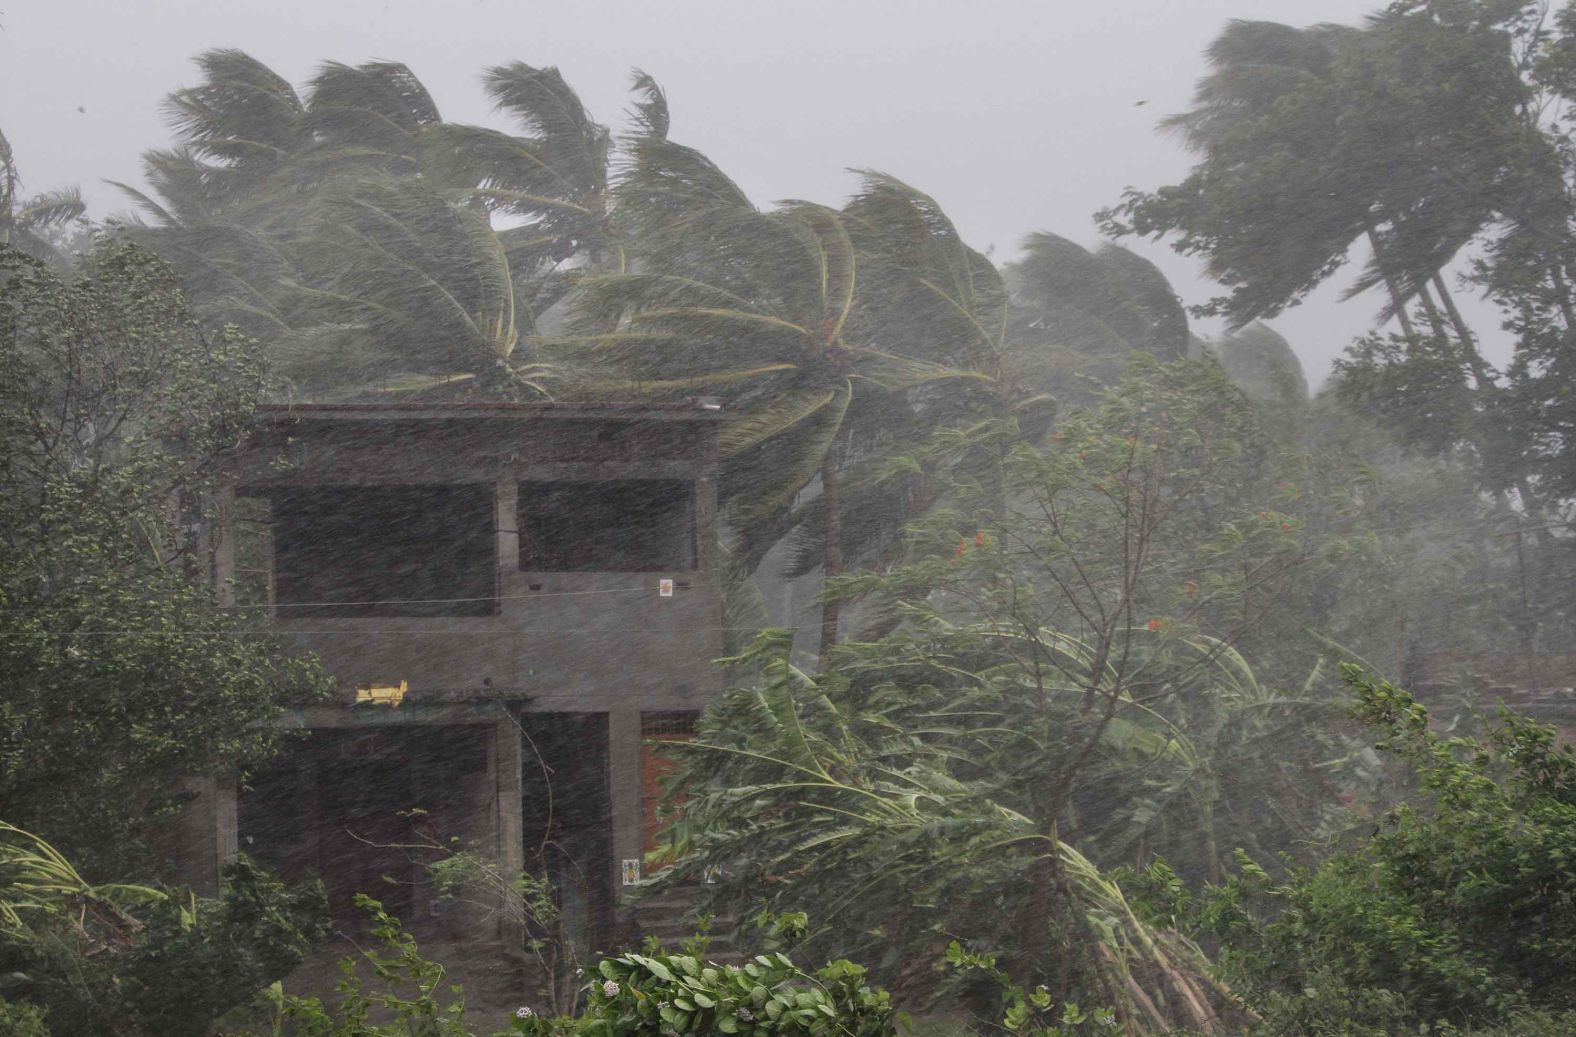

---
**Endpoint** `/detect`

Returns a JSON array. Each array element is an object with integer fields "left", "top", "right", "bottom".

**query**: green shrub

[
  {"left": 1120, "top": 666, "right": 1576, "bottom": 1035},
  {"left": 552, "top": 950, "right": 894, "bottom": 1037},
  {"left": 0, "top": 998, "right": 50, "bottom": 1037}
]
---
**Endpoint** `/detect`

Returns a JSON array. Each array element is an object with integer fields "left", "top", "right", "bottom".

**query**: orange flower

[
  {"left": 1147, "top": 617, "right": 1164, "bottom": 633},
  {"left": 955, "top": 540, "right": 966, "bottom": 558},
  {"left": 975, "top": 531, "right": 985, "bottom": 548}
]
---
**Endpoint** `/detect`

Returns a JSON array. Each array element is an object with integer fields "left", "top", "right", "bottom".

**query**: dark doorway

[
  {"left": 240, "top": 725, "right": 490, "bottom": 927},
  {"left": 520, "top": 713, "right": 613, "bottom": 955}
]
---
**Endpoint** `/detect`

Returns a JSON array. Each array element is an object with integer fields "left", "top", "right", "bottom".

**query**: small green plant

[
  {"left": 943, "top": 943, "right": 1120, "bottom": 1037},
  {"left": 572, "top": 948, "right": 894, "bottom": 1037},
  {"left": 0, "top": 997, "right": 50, "bottom": 1037},
  {"left": 264, "top": 895, "right": 469, "bottom": 1037}
]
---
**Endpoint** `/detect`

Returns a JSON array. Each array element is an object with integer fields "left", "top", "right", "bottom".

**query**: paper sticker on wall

[
  {"left": 622, "top": 858, "right": 642, "bottom": 885},
  {"left": 658, "top": 579, "right": 674, "bottom": 597}
]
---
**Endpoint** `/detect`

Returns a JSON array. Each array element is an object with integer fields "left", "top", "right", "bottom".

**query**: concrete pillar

[
  {"left": 608, "top": 707, "right": 644, "bottom": 910},
  {"left": 694, "top": 440, "right": 719, "bottom": 575},
  {"left": 211, "top": 484, "right": 237, "bottom": 609},
  {"left": 496, "top": 475, "right": 519, "bottom": 574},
  {"left": 170, "top": 774, "right": 238, "bottom": 895},
  {"left": 492, "top": 716, "right": 525, "bottom": 948}
]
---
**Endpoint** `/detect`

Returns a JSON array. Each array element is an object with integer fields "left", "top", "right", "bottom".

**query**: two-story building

[{"left": 174, "top": 400, "right": 725, "bottom": 963}]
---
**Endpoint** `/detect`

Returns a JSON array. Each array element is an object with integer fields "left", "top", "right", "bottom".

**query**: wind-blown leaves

[
  {"left": 654, "top": 630, "right": 1241, "bottom": 1033},
  {"left": 290, "top": 177, "right": 519, "bottom": 386}
]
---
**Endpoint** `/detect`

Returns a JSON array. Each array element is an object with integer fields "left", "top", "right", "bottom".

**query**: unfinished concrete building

[{"left": 177, "top": 401, "right": 725, "bottom": 969}]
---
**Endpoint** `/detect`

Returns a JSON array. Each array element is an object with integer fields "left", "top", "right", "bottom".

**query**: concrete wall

[{"left": 204, "top": 406, "right": 726, "bottom": 927}]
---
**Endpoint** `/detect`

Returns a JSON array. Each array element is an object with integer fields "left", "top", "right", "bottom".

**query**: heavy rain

[{"left": 2, "top": 2, "right": 1574, "bottom": 1035}]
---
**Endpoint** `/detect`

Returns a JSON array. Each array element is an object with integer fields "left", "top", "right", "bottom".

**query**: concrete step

[{"left": 631, "top": 886, "right": 744, "bottom": 963}]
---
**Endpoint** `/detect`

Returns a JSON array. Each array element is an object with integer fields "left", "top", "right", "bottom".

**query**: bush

[
  {"left": 0, "top": 998, "right": 50, "bottom": 1037},
  {"left": 1121, "top": 666, "right": 1576, "bottom": 1035},
  {"left": 556, "top": 951, "right": 894, "bottom": 1037},
  {"left": 253, "top": 899, "right": 893, "bottom": 1037}
]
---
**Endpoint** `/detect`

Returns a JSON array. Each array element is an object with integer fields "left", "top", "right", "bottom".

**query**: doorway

[{"left": 240, "top": 725, "right": 491, "bottom": 928}]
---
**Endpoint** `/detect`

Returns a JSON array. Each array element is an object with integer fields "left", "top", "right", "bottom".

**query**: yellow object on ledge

[{"left": 354, "top": 681, "right": 408, "bottom": 707}]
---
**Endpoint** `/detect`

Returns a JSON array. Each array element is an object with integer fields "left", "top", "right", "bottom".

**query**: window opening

[
  {"left": 518, "top": 480, "right": 695, "bottom": 573},
  {"left": 268, "top": 483, "right": 496, "bottom": 617}
]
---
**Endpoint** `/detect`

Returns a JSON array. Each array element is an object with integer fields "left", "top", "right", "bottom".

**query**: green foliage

[
  {"left": 0, "top": 128, "right": 86, "bottom": 266},
  {"left": 1105, "top": 4, "right": 1576, "bottom": 647},
  {"left": 1005, "top": 233, "right": 1189, "bottom": 390},
  {"left": 116, "top": 857, "right": 329, "bottom": 1037},
  {"left": 1123, "top": 666, "right": 1576, "bottom": 1034},
  {"left": 575, "top": 949, "right": 893, "bottom": 1037},
  {"left": 943, "top": 943, "right": 1121, "bottom": 1037},
  {"left": 0, "top": 242, "right": 329, "bottom": 873},
  {"left": 0, "top": 822, "right": 325, "bottom": 1037},
  {"left": 0, "top": 997, "right": 50, "bottom": 1037},
  {"left": 650, "top": 360, "right": 1351, "bottom": 1032},
  {"left": 116, "top": 50, "right": 639, "bottom": 398},
  {"left": 262, "top": 895, "right": 472, "bottom": 1037},
  {"left": 428, "top": 851, "right": 583, "bottom": 1015},
  {"left": 245, "top": 900, "right": 890, "bottom": 1037}
]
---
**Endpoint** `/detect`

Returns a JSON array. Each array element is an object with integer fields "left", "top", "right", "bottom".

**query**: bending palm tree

[{"left": 567, "top": 144, "right": 991, "bottom": 649}]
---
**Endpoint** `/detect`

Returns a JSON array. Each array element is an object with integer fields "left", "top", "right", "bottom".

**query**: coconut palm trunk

[
  {"left": 1365, "top": 223, "right": 1419, "bottom": 344},
  {"left": 818, "top": 432, "right": 848, "bottom": 654}
]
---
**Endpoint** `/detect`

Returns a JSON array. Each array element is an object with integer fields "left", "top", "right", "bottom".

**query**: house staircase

[{"left": 631, "top": 884, "right": 744, "bottom": 964}]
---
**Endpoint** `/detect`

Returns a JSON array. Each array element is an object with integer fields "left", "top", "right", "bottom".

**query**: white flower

[
  {"left": 603, "top": 980, "right": 620, "bottom": 997},
  {"left": 737, "top": 1009, "right": 755, "bottom": 1022},
  {"left": 516, "top": 1006, "right": 535, "bottom": 1019}
]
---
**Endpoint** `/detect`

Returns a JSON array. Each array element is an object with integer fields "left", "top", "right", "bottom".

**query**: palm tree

[
  {"left": 115, "top": 52, "right": 646, "bottom": 398},
  {"left": 0, "top": 129, "right": 86, "bottom": 265},
  {"left": 1108, "top": 14, "right": 1547, "bottom": 356},
  {"left": 566, "top": 145, "right": 995, "bottom": 650},
  {"left": 1007, "top": 233, "right": 1190, "bottom": 403},
  {"left": 772, "top": 173, "right": 1051, "bottom": 634}
]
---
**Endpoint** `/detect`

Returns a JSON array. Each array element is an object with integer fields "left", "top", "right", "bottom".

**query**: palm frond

[
  {"left": 15, "top": 187, "right": 85, "bottom": 231},
  {"left": 162, "top": 49, "right": 309, "bottom": 169},
  {"left": 306, "top": 59, "right": 442, "bottom": 155},
  {"left": 484, "top": 61, "right": 609, "bottom": 194},
  {"left": 628, "top": 68, "right": 670, "bottom": 139}
]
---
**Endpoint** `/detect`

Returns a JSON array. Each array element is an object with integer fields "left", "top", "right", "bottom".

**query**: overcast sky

[{"left": 5, "top": 0, "right": 1496, "bottom": 385}]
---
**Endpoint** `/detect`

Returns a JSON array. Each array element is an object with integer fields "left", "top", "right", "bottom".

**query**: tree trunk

[
  {"left": 1416, "top": 281, "right": 1449, "bottom": 341},
  {"left": 1552, "top": 264, "right": 1576, "bottom": 331},
  {"left": 1430, "top": 271, "right": 1498, "bottom": 390},
  {"left": 1365, "top": 224, "right": 1419, "bottom": 345},
  {"left": 818, "top": 438, "right": 847, "bottom": 655},
  {"left": 1019, "top": 827, "right": 1122, "bottom": 1012}
]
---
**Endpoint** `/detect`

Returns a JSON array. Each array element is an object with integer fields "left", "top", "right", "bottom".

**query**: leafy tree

[
  {"left": 1104, "top": 3, "right": 1576, "bottom": 656},
  {"left": 1204, "top": 324, "right": 1309, "bottom": 412},
  {"left": 0, "top": 242, "right": 327, "bottom": 874},
  {"left": 654, "top": 360, "right": 1340, "bottom": 1031},
  {"left": 1125, "top": 666, "right": 1576, "bottom": 1035},
  {"left": 1100, "top": 10, "right": 1546, "bottom": 342}
]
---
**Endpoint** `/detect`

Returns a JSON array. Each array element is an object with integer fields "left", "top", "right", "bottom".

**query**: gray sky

[{"left": 6, "top": 0, "right": 1493, "bottom": 384}]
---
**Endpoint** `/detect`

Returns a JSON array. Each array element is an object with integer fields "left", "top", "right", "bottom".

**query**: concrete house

[{"left": 176, "top": 400, "right": 726, "bottom": 964}]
